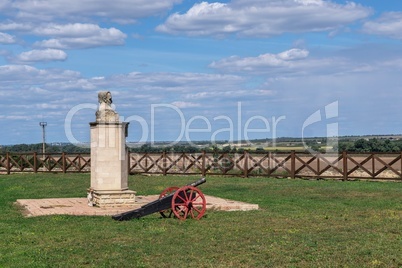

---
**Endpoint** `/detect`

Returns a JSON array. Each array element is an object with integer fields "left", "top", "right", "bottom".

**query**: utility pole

[{"left": 39, "top": 122, "right": 47, "bottom": 157}]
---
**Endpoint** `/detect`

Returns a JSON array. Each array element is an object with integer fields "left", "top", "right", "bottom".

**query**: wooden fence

[
  {"left": 0, "top": 152, "right": 91, "bottom": 174},
  {"left": 1, "top": 151, "right": 402, "bottom": 181}
]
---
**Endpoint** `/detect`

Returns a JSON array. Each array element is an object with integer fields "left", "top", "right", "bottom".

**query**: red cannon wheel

[
  {"left": 159, "top": 186, "right": 179, "bottom": 218},
  {"left": 171, "top": 186, "right": 206, "bottom": 220}
]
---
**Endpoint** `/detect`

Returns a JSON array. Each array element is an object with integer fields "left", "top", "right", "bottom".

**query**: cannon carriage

[{"left": 112, "top": 178, "right": 207, "bottom": 221}]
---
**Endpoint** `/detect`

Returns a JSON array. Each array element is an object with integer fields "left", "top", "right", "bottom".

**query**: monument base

[{"left": 90, "top": 189, "right": 136, "bottom": 208}]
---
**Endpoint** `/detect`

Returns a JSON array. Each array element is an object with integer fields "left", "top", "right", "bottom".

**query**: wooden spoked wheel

[
  {"left": 172, "top": 186, "right": 206, "bottom": 220},
  {"left": 159, "top": 186, "right": 179, "bottom": 218}
]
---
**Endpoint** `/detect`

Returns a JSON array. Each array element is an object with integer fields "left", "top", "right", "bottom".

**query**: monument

[{"left": 88, "top": 91, "right": 136, "bottom": 207}]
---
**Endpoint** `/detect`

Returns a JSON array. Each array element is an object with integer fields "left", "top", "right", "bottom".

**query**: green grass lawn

[{"left": 1, "top": 173, "right": 402, "bottom": 267}]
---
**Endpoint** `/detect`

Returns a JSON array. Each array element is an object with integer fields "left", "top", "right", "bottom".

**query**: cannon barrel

[
  {"left": 112, "top": 178, "right": 206, "bottom": 221},
  {"left": 187, "top": 177, "right": 206, "bottom": 188}
]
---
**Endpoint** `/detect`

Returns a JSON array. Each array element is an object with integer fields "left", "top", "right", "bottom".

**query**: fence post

[
  {"left": 243, "top": 151, "right": 249, "bottom": 178},
  {"left": 78, "top": 154, "right": 82, "bottom": 171},
  {"left": 371, "top": 153, "right": 375, "bottom": 179},
  {"left": 342, "top": 151, "right": 348, "bottom": 180},
  {"left": 62, "top": 152, "right": 66, "bottom": 173},
  {"left": 6, "top": 152, "right": 10, "bottom": 175},
  {"left": 290, "top": 150, "right": 296, "bottom": 179},
  {"left": 202, "top": 151, "right": 206, "bottom": 177},
  {"left": 145, "top": 153, "right": 148, "bottom": 172},
  {"left": 401, "top": 152, "right": 402, "bottom": 180},
  {"left": 162, "top": 151, "right": 167, "bottom": 176},
  {"left": 268, "top": 152, "right": 272, "bottom": 176},
  {"left": 181, "top": 152, "right": 185, "bottom": 173},
  {"left": 33, "top": 152, "right": 38, "bottom": 173}
]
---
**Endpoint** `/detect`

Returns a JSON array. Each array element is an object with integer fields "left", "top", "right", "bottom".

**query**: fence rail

[
  {"left": 1, "top": 151, "right": 402, "bottom": 181},
  {"left": 0, "top": 152, "right": 91, "bottom": 174}
]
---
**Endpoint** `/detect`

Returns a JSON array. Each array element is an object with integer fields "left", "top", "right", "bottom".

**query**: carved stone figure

[
  {"left": 98, "top": 91, "right": 113, "bottom": 106},
  {"left": 96, "top": 91, "right": 119, "bottom": 122}
]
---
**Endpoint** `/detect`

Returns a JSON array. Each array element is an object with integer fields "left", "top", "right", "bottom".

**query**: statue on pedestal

[{"left": 89, "top": 90, "right": 135, "bottom": 207}]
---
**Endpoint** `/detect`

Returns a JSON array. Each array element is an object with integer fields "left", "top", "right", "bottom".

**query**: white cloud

[
  {"left": 14, "top": 49, "right": 67, "bottom": 63},
  {"left": 294, "top": 0, "right": 324, "bottom": 5},
  {"left": 0, "top": 32, "right": 16, "bottom": 44},
  {"left": 208, "top": 47, "right": 398, "bottom": 76},
  {"left": 210, "top": 48, "right": 311, "bottom": 73},
  {"left": 43, "top": 79, "right": 97, "bottom": 91},
  {"left": 11, "top": 0, "right": 182, "bottom": 22},
  {"left": 184, "top": 89, "right": 274, "bottom": 100},
  {"left": 33, "top": 24, "right": 127, "bottom": 49},
  {"left": 171, "top": 101, "right": 201, "bottom": 108},
  {"left": 0, "top": 22, "right": 127, "bottom": 49},
  {"left": 362, "top": 12, "right": 402, "bottom": 39},
  {"left": 157, "top": 0, "right": 372, "bottom": 36},
  {"left": 0, "top": 64, "right": 44, "bottom": 79},
  {"left": 278, "top": 49, "right": 309, "bottom": 60},
  {"left": 0, "top": 21, "right": 33, "bottom": 31},
  {"left": 32, "top": 23, "right": 116, "bottom": 37},
  {"left": 0, "top": 65, "right": 80, "bottom": 84},
  {"left": 106, "top": 72, "right": 246, "bottom": 91}
]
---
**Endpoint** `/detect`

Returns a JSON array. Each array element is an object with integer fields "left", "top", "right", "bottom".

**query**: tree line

[
  {"left": 0, "top": 143, "right": 90, "bottom": 154},
  {"left": 2, "top": 138, "right": 402, "bottom": 154},
  {"left": 335, "top": 138, "right": 402, "bottom": 153},
  {"left": 1, "top": 143, "right": 244, "bottom": 154}
]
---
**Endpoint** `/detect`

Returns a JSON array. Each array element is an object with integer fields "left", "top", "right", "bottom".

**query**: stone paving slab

[{"left": 15, "top": 195, "right": 259, "bottom": 217}]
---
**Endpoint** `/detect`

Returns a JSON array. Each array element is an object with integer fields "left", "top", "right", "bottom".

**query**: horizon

[{"left": 2, "top": 133, "right": 402, "bottom": 147}]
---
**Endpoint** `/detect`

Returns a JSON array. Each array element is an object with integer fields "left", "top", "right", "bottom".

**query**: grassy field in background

[
  {"left": 1, "top": 173, "right": 402, "bottom": 267},
  {"left": 250, "top": 146, "right": 306, "bottom": 151}
]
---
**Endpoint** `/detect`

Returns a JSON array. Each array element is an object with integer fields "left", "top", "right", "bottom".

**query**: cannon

[{"left": 112, "top": 178, "right": 207, "bottom": 221}]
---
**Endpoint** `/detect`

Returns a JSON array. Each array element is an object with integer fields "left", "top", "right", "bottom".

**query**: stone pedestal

[{"left": 89, "top": 91, "right": 135, "bottom": 207}]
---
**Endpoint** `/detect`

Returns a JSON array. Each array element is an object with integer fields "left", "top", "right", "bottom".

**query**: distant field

[
  {"left": 1, "top": 173, "right": 401, "bottom": 267},
  {"left": 264, "top": 146, "right": 306, "bottom": 151},
  {"left": 270, "top": 146, "right": 337, "bottom": 152}
]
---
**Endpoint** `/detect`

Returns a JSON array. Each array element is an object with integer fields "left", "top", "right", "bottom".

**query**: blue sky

[{"left": 1, "top": 0, "right": 402, "bottom": 145}]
